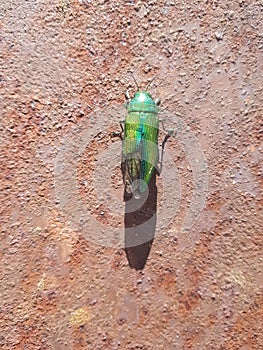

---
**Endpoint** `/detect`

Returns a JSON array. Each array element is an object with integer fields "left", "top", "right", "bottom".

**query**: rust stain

[{"left": 0, "top": 1, "right": 261, "bottom": 349}]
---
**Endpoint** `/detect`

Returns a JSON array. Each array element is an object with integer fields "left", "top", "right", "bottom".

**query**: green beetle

[{"left": 120, "top": 78, "right": 172, "bottom": 199}]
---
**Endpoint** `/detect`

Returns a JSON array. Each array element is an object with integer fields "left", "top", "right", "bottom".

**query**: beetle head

[
  {"left": 125, "top": 73, "right": 160, "bottom": 112},
  {"left": 128, "top": 91, "right": 159, "bottom": 113}
]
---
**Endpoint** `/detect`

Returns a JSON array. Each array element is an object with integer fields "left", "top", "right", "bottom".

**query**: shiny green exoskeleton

[{"left": 122, "top": 90, "right": 160, "bottom": 199}]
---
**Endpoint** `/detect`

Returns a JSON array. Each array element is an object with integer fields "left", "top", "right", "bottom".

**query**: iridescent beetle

[{"left": 119, "top": 75, "right": 173, "bottom": 199}]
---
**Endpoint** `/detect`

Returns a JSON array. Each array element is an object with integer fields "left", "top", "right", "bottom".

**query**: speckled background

[{"left": 0, "top": 1, "right": 262, "bottom": 349}]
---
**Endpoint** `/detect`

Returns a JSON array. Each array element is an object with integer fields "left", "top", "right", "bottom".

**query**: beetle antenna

[
  {"left": 128, "top": 72, "right": 139, "bottom": 91},
  {"left": 146, "top": 76, "right": 156, "bottom": 91}
]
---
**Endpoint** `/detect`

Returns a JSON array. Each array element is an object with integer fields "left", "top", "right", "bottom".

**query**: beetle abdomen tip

[{"left": 134, "top": 191, "right": 141, "bottom": 199}]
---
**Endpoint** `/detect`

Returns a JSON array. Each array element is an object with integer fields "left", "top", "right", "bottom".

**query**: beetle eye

[{"left": 155, "top": 98, "right": 161, "bottom": 106}]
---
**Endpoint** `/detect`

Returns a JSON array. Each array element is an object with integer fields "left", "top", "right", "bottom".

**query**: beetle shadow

[
  {"left": 121, "top": 131, "right": 172, "bottom": 270},
  {"left": 123, "top": 173, "right": 157, "bottom": 270}
]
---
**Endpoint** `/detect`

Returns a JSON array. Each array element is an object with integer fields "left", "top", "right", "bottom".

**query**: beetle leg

[
  {"left": 124, "top": 90, "right": 131, "bottom": 101},
  {"left": 157, "top": 131, "right": 173, "bottom": 175},
  {"left": 155, "top": 98, "right": 161, "bottom": 106},
  {"left": 111, "top": 120, "right": 125, "bottom": 139},
  {"left": 159, "top": 119, "right": 174, "bottom": 137},
  {"left": 119, "top": 120, "right": 125, "bottom": 133},
  {"left": 155, "top": 164, "right": 161, "bottom": 176},
  {"left": 124, "top": 91, "right": 131, "bottom": 109}
]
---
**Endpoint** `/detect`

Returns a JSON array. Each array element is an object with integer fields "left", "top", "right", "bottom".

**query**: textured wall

[{"left": 0, "top": 1, "right": 262, "bottom": 349}]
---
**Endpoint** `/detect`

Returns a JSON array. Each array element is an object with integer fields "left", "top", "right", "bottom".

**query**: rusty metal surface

[{"left": 0, "top": 1, "right": 262, "bottom": 349}]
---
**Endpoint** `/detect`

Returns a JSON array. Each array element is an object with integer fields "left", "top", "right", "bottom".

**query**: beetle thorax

[{"left": 128, "top": 91, "right": 158, "bottom": 113}]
